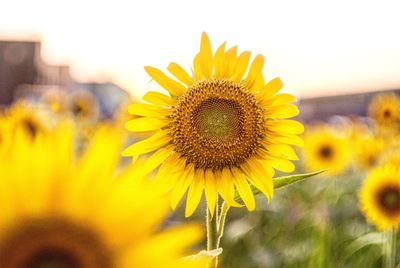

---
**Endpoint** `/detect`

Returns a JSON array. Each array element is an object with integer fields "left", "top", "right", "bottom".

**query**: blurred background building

[
  {"left": 299, "top": 90, "right": 400, "bottom": 123},
  {"left": 0, "top": 39, "right": 131, "bottom": 119},
  {"left": 0, "top": 39, "right": 398, "bottom": 122}
]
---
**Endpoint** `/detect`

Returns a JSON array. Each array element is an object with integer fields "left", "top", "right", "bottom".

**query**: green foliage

[
  {"left": 221, "top": 172, "right": 386, "bottom": 268},
  {"left": 234, "top": 170, "right": 326, "bottom": 202}
]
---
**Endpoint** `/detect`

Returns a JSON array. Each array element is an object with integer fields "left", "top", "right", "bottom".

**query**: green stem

[
  {"left": 217, "top": 202, "right": 230, "bottom": 248},
  {"left": 206, "top": 197, "right": 219, "bottom": 268},
  {"left": 383, "top": 228, "right": 396, "bottom": 268}
]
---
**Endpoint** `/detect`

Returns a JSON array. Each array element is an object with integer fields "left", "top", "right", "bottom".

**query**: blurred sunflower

[
  {"left": 69, "top": 90, "right": 100, "bottom": 122},
  {"left": 123, "top": 32, "right": 303, "bottom": 217},
  {"left": 355, "top": 136, "right": 385, "bottom": 170},
  {"left": 303, "top": 126, "right": 350, "bottom": 175},
  {"left": 6, "top": 102, "right": 52, "bottom": 140},
  {"left": 42, "top": 88, "right": 69, "bottom": 115},
  {"left": 381, "top": 149, "right": 400, "bottom": 168},
  {"left": 345, "top": 116, "right": 371, "bottom": 143},
  {"left": 0, "top": 125, "right": 204, "bottom": 268},
  {"left": 368, "top": 93, "right": 400, "bottom": 128},
  {"left": 359, "top": 165, "right": 400, "bottom": 230}
]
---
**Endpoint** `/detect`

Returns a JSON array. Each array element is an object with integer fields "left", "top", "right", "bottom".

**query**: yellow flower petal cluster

[
  {"left": 368, "top": 93, "right": 400, "bottom": 128},
  {"left": 359, "top": 165, "right": 400, "bottom": 231},
  {"left": 0, "top": 124, "right": 203, "bottom": 268},
  {"left": 355, "top": 136, "right": 385, "bottom": 170},
  {"left": 124, "top": 32, "right": 303, "bottom": 216},
  {"left": 303, "top": 125, "right": 351, "bottom": 176}
]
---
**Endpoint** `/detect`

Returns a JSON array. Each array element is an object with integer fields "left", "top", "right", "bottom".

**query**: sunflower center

[
  {"left": 319, "top": 145, "right": 333, "bottom": 159},
  {"left": 170, "top": 79, "right": 265, "bottom": 170},
  {"left": 377, "top": 186, "right": 400, "bottom": 216},
  {"left": 0, "top": 218, "right": 112, "bottom": 268},
  {"left": 383, "top": 109, "right": 392, "bottom": 119},
  {"left": 194, "top": 98, "right": 242, "bottom": 141},
  {"left": 72, "top": 103, "right": 85, "bottom": 116}
]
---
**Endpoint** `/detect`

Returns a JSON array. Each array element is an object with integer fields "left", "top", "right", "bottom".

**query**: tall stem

[
  {"left": 383, "top": 228, "right": 396, "bottom": 268},
  {"left": 217, "top": 202, "right": 230, "bottom": 248},
  {"left": 206, "top": 197, "right": 219, "bottom": 268}
]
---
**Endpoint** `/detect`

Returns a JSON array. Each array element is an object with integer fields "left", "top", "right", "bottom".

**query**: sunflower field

[{"left": 0, "top": 23, "right": 400, "bottom": 268}]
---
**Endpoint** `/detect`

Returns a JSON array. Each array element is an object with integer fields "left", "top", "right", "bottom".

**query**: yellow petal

[
  {"left": 216, "top": 168, "right": 242, "bottom": 208},
  {"left": 145, "top": 66, "right": 187, "bottom": 96},
  {"left": 167, "top": 62, "right": 193, "bottom": 86},
  {"left": 232, "top": 51, "right": 251, "bottom": 82},
  {"left": 200, "top": 32, "right": 213, "bottom": 78},
  {"left": 251, "top": 73, "right": 266, "bottom": 91},
  {"left": 241, "top": 157, "right": 274, "bottom": 200},
  {"left": 193, "top": 53, "right": 203, "bottom": 81},
  {"left": 257, "top": 77, "right": 283, "bottom": 98},
  {"left": 264, "top": 156, "right": 295, "bottom": 173},
  {"left": 231, "top": 167, "right": 255, "bottom": 211},
  {"left": 265, "top": 104, "right": 300, "bottom": 118},
  {"left": 266, "top": 120, "right": 304, "bottom": 134},
  {"left": 204, "top": 169, "right": 217, "bottom": 217},
  {"left": 125, "top": 117, "right": 169, "bottom": 132},
  {"left": 137, "top": 145, "right": 174, "bottom": 177},
  {"left": 244, "top": 54, "right": 265, "bottom": 89},
  {"left": 155, "top": 153, "right": 186, "bottom": 194},
  {"left": 213, "top": 42, "right": 226, "bottom": 78},
  {"left": 128, "top": 103, "right": 170, "bottom": 117},
  {"left": 142, "top": 91, "right": 176, "bottom": 106},
  {"left": 261, "top": 93, "right": 297, "bottom": 106},
  {"left": 259, "top": 144, "right": 299, "bottom": 160},
  {"left": 171, "top": 164, "right": 194, "bottom": 210},
  {"left": 122, "top": 131, "right": 171, "bottom": 156},
  {"left": 270, "top": 134, "right": 304, "bottom": 147},
  {"left": 223, "top": 46, "right": 238, "bottom": 78},
  {"left": 185, "top": 169, "right": 204, "bottom": 217}
]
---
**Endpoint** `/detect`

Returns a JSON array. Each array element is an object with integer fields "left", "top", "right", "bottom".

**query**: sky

[{"left": 0, "top": 0, "right": 399, "bottom": 99}]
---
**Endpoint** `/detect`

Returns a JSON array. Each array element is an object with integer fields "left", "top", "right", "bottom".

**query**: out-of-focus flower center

[
  {"left": 22, "top": 118, "right": 38, "bottom": 138},
  {"left": 170, "top": 79, "right": 265, "bottom": 170},
  {"left": 319, "top": 145, "right": 333, "bottom": 159},
  {"left": 0, "top": 218, "right": 111, "bottom": 268},
  {"left": 376, "top": 185, "right": 400, "bottom": 216},
  {"left": 383, "top": 109, "right": 392, "bottom": 119},
  {"left": 72, "top": 102, "right": 86, "bottom": 117}
]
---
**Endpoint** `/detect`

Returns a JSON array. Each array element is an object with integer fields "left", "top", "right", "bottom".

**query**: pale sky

[{"left": 0, "top": 0, "right": 399, "bottom": 99}]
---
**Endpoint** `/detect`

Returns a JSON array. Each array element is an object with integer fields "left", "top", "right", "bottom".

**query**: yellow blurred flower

[
  {"left": 5, "top": 102, "right": 53, "bottom": 140},
  {"left": 355, "top": 136, "right": 385, "bottom": 170},
  {"left": 345, "top": 116, "right": 372, "bottom": 143},
  {"left": 69, "top": 90, "right": 100, "bottom": 122},
  {"left": 368, "top": 93, "right": 400, "bottom": 128},
  {"left": 381, "top": 149, "right": 400, "bottom": 168},
  {"left": 359, "top": 165, "right": 400, "bottom": 231},
  {"left": 42, "top": 88, "right": 69, "bottom": 115},
  {"left": 303, "top": 126, "right": 351, "bottom": 176},
  {"left": 0, "top": 125, "right": 203, "bottom": 268},
  {"left": 123, "top": 32, "right": 303, "bottom": 216}
]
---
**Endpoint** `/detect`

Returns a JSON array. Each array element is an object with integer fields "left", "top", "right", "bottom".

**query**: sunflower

[
  {"left": 42, "top": 88, "right": 69, "bottom": 115},
  {"left": 355, "top": 136, "right": 385, "bottom": 170},
  {"left": 368, "top": 93, "right": 400, "bottom": 128},
  {"left": 5, "top": 102, "right": 52, "bottom": 140},
  {"left": 303, "top": 126, "right": 350, "bottom": 176},
  {"left": 359, "top": 165, "right": 400, "bottom": 230},
  {"left": 69, "top": 90, "right": 100, "bottom": 122},
  {"left": 0, "top": 124, "right": 204, "bottom": 268},
  {"left": 381, "top": 149, "right": 400, "bottom": 168},
  {"left": 123, "top": 32, "right": 303, "bottom": 217}
]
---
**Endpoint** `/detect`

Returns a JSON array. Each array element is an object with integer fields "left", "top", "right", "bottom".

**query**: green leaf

[
  {"left": 342, "top": 232, "right": 384, "bottom": 261},
  {"left": 182, "top": 248, "right": 223, "bottom": 261},
  {"left": 273, "top": 169, "right": 327, "bottom": 190},
  {"left": 234, "top": 170, "right": 325, "bottom": 202}
]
